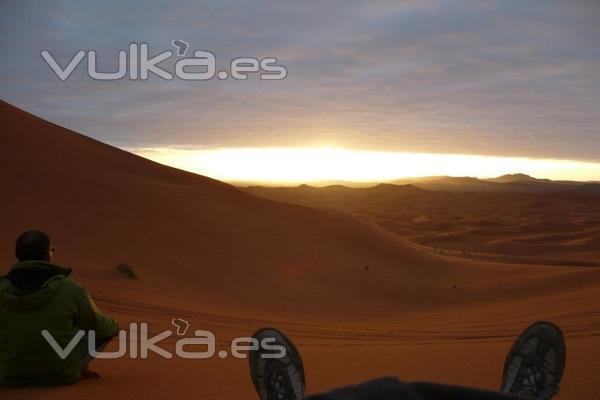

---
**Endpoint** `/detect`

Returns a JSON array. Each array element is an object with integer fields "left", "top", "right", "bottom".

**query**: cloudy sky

[{"left": 1, "top": 0, "right": 599, "bottom": 181}]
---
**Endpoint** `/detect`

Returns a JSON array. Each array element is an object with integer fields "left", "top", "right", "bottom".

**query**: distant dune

[
  {"left": 1, "top": 100, "right": 600, "bottom": 399},
  {"left": 245, "top": 180, "right": 600, "bottom": 264}
]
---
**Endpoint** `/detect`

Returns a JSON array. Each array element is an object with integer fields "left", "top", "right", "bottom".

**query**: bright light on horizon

[{"left": 129, "top": 147, "right": 600, "bottom": 184}]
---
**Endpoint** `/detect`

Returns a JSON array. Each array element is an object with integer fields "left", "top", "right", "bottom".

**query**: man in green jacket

[{"left": 0, "top": 230, "right": 119, "bottom": 386}]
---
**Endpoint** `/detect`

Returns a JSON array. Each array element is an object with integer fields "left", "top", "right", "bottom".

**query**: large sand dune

[{"left": 1, "top": 100, "right": 599, "bottom": 399}]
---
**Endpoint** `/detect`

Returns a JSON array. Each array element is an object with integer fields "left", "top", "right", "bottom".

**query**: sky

[{"left": 1, "top": 0, "right": 600, "bottom": 183}]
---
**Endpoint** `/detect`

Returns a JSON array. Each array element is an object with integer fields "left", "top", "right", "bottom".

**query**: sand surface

[{"left": 1, "top": 100, "right": 599, "bottom": 399}]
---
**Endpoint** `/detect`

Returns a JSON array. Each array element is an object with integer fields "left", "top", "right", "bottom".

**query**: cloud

[{"left": 1, "top": 0, "right": 599, "bottom": 160}]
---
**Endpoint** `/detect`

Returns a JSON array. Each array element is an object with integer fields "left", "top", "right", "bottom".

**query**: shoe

[
  {"left": 249, "top": 327, "right": 306, "bottom": 400},
  {"left": 501, "top": 321, "right": 566, "bottom": 399}
]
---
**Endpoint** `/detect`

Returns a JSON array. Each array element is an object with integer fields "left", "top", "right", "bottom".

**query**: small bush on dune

[{"left": 116, "top": 262, "right": 137, "bottom": 279}]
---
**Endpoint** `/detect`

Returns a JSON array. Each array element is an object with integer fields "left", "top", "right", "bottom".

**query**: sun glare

[{"left": 130, "top": 147, "right": 600, "bottom": 184}]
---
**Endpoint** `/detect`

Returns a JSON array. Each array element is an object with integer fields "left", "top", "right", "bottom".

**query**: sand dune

[
  {"left": 1, "top": 100, "right": 600, "bottom": 399},
  {"left": 0, "top": 99, "right": 451, "bottom": 316},
  {"left": 245, "top": 184, "right": 600, "bottom": 263}
]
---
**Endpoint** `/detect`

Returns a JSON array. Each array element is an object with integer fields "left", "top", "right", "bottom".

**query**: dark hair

[{"left": 15, "top": 230, "right": 51, "bottom": 261}]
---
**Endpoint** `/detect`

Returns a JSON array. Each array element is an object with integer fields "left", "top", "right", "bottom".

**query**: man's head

[{"left": 15, "top": 230, "right": 54, "bottom": 262}]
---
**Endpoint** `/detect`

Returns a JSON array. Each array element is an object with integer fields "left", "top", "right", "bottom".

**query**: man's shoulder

[{"left": 54, "top": 276, "right": 88, "bottom": 297}]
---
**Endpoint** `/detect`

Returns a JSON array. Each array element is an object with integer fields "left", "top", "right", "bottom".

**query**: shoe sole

[
  {"left": 250, "top": 327, "right": 306, "bottom": 399},
  {"left": 501, "top": 321, "right": 566, "bottom": 399}
]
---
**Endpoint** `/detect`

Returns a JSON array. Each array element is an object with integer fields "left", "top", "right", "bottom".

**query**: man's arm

[{"left": 72, "top": 282, "right": 119, "bottom": 339}]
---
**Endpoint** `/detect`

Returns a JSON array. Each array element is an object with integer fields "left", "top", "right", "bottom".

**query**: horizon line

[{"left": 126, "top": 146, "right": 600, "bottom": 184}]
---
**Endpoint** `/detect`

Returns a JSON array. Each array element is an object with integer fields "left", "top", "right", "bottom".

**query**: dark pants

[{"left": 305, "top": 377, "right": 533, "bottom": 400}]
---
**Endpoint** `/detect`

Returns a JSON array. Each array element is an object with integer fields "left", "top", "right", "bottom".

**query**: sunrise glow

[{"left": 130, "top": 147, "right": 600, "bottom": 184}]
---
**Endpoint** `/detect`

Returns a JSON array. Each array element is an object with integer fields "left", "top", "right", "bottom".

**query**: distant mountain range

[
  {"left": 390, "top": 174, "right": 599, "bottom": 193},
  {"left": 241, "top": 174, "right": 600, "bottom": 194}
]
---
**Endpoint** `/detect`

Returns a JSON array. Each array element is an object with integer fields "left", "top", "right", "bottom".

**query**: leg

[
  {"left": 305, "top": 377, "right": 535, "bottom": 400},
  {"left": 248, "top": 321, "right": 565, "bottom": 400}
]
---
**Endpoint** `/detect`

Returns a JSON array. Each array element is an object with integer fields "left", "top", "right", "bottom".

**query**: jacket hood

[
  {"left": 9, "top": 260, "right": 72, "bottom": 276},
  {"left": 0, "top": 261, "right": 72, "bottom": 309}
]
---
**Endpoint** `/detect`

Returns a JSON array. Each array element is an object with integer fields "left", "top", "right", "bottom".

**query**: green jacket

[{"left": 0, "top": 261, "right": 119, "bottom": 386}]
